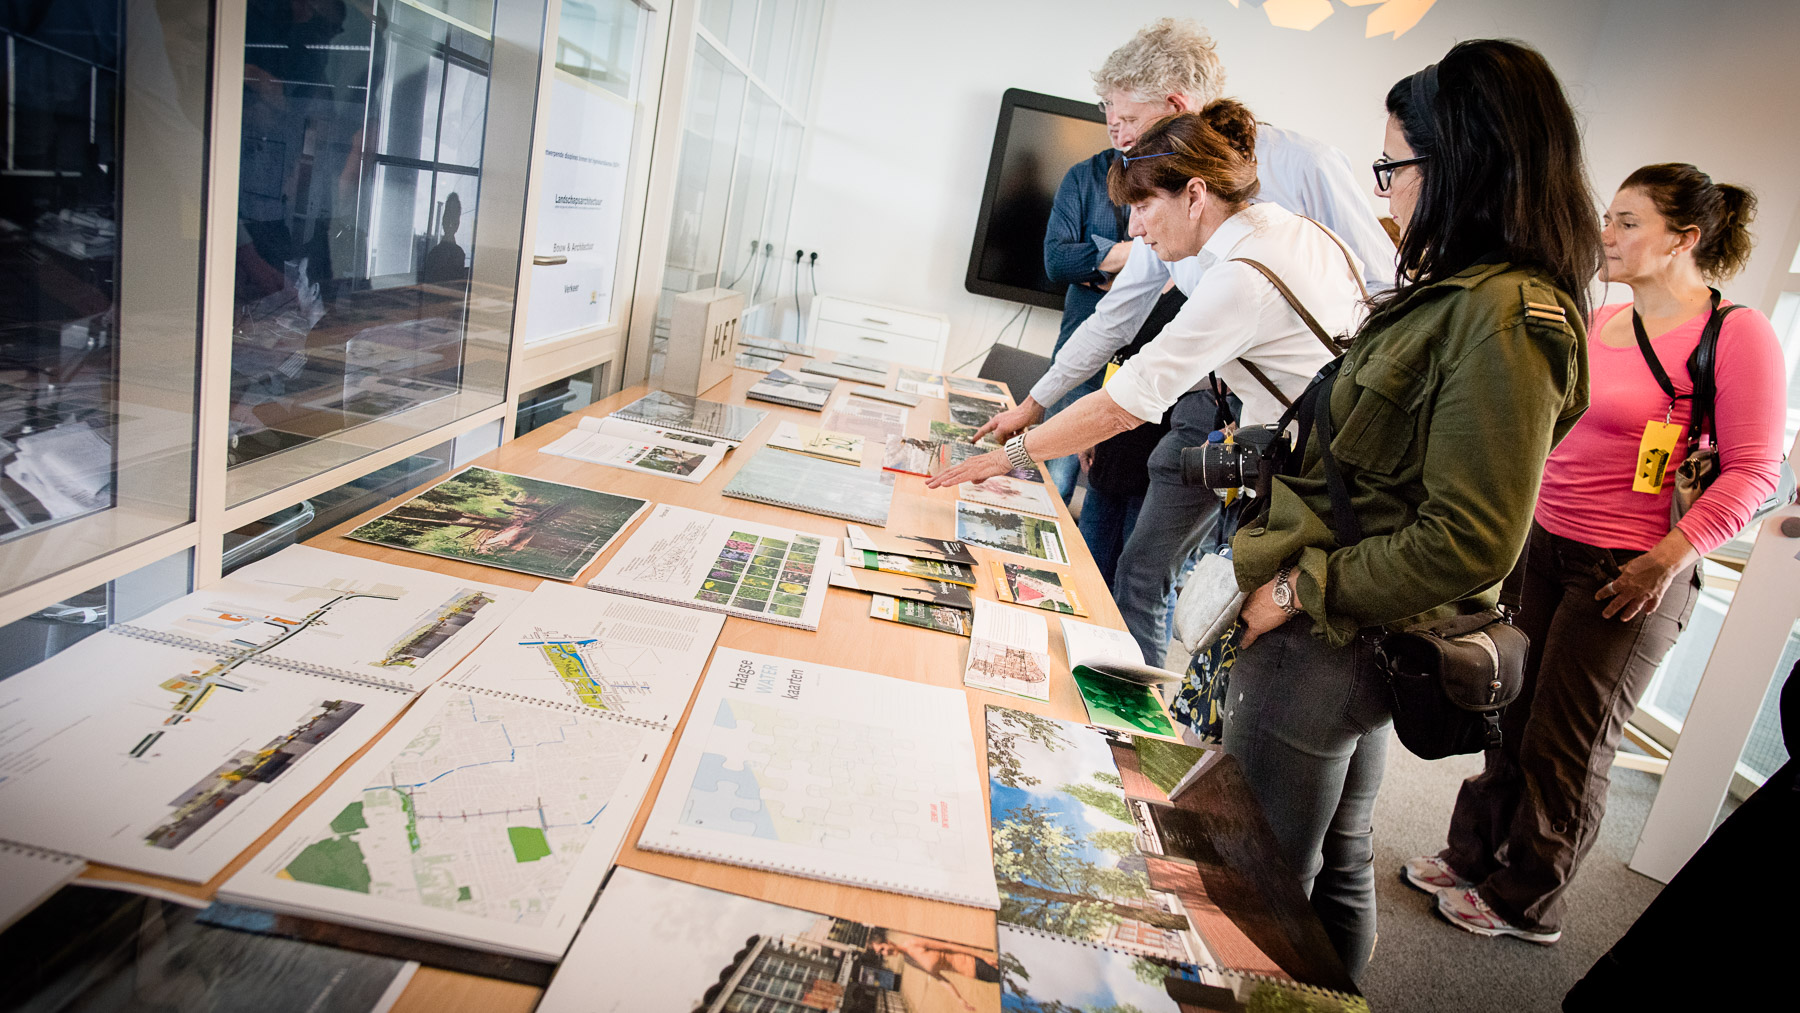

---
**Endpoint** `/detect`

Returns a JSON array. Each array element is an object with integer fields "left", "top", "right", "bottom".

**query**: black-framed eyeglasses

[{"left": 1372, "top": 154, "right": 1429, "bottom": 192}]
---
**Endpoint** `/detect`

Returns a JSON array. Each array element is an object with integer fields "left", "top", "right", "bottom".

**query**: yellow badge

[
  {"left": 1633, "top": 420, "right": 1683, "bottom": 493},
  {"left": 1103, "top": 361, "right": 1121, "bottom": 385}
]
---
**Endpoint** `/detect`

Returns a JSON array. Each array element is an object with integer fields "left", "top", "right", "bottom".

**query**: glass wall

[
  {"left": 653, "top": 0, "right": 822, "bottom": 370},
  {"left": 523, "top": 0, "right": 651, "bottom": 347},
  {"left": 0, "top": 0, "right": 208, "bottom": 597},
  {"left": 227, "top": 0, "right": 511, "bottom": 505}
]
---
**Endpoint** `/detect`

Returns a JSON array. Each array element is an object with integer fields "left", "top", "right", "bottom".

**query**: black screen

[{"left": 966, "top": 90, "right": 1113, "bottom": 310}]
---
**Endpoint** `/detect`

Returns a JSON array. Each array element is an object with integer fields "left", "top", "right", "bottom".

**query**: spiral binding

[
  {"left": 454, "top": 683, "right": 669, "bottom": 730},
  {"left": 636, "top": 836, "right": 996, "bottom": 909},
  {"left": 718, "top": 488, "right": 886, "bottom": 527},
  {"left": 998, "top": 924, "right": 1362, "bottom": 1003},
  {"left": 586, "top": 587, "right": 815, "bottom": 631},
  {"left": 0, "top": 838, "right": 84, "bottom": 865},
  {"left": 108, "top": 625, "right": 413, "bottom": 695}
]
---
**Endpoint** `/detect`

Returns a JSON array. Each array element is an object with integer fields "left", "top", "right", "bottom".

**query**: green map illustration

[{"left": 279, "top": 691, "right": 644, "bottom": 925}]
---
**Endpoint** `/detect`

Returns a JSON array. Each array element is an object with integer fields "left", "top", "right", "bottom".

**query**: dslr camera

[{"left": 1180, "top": 425, "right": 1288, "bottom": 491}]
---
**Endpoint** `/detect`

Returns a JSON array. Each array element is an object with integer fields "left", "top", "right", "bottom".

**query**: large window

[
  {"left": 226, "top": 0, "right": 511, "bottom": 506},
  {"left": 0, "top": 0, "right": 207, "bottom": 599},
  {"left": 653, "top": 0, "right": 821, "bottom": 372}
]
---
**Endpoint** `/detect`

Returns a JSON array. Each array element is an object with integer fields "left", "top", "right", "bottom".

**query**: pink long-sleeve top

[{"left": 1535, "top": 300, "right": 1787, "bottom": 555}]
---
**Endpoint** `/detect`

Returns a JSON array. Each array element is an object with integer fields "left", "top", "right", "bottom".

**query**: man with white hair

[{"left": 999, "top": 18, "right": 1393, "bottom": 665}]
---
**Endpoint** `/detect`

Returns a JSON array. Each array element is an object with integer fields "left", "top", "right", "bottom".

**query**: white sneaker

[
  {"left": 1400, "top": 855, "right": 1472, "bottom": 894},
  {"left": 1436, "top": 887, "right": 1562, "bottom": 944}
]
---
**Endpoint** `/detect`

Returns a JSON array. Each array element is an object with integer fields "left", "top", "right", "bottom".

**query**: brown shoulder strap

[
  {"left": 1232, "top": 257, "right": 1345, "bottom": 355},
  {"left": 1238, "top": 360, "right": 1292, "bottom": 408}
]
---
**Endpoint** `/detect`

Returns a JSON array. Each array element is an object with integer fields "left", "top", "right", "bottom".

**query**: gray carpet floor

[{"left": 1360, "top": 748, "right": 1671, "bottom": 1012}]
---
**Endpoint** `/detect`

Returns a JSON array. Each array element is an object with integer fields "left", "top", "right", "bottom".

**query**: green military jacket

[{"left": 1232, "top": 259, "right": 1589, "bottom": 646}]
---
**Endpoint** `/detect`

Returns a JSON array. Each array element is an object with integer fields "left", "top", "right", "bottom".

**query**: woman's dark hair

[
  {"left": 1620, "top": 163, "right": 1757, "bottom": 282},
  {"left": 1382, "top": 39, "right": 1602, "bottom": 318},
  {"left": 1107, "top": 99, "right": 1259, "bottom": 208}
]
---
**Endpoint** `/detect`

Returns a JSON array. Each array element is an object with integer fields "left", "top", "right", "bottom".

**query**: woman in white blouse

[{"left": 929, "top": 100, "right": 1368, "bottom": 663}]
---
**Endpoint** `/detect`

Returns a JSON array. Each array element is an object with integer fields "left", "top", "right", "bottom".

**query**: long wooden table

[{"left": 80, "top": 360, "right": 1131, "bottom": 1010}]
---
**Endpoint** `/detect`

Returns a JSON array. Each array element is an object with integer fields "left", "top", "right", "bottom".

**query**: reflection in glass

[
  {"left": 230, "top": 0, "right": 499, "bottom": 473},
  {"left": 699, "top": 0, "right": 756, "bottom": 61},
  {"left": 0, "top": 0, "right": 202, "bottom": 572},
  {"left": 655, "top": 37, "right": 747, "bottom": 357},
  {"left": 557, "top": 0, "right": 642, "bottom": 97}
]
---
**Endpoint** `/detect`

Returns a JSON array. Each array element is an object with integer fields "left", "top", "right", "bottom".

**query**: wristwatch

[
  {"left": 1271, "top": 565, "right": 1302, "bottom": 617},
  {"left": 1004, "top": 433, "right": 1034, "bottom": 472}
]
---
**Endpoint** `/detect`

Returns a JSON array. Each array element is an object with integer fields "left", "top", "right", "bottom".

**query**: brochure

[
  {"left": 587, "top": 503, "right": 836, "bottom": 630},
  {"left": 850, "top": 549, "right": 978, "bottom": 588},
  {"left": 610, "top": 389, "right": 768, "bottom": 442},
  {"left": 962, "top": 598, "right": 1051, "bottom": 701},
  {"left": 936, "top": 440, "right": 1041, "bottom": 483},
  {"left": 745, "top": 371, "right": 832, "bottom": 411},
  {"left": 636, "top": 648, "right": 1002, "bottom": 908},
  {"left": 803, "top": 359, "right": 888, "bottom": 383},
  {"left": 346, "top": 466, "right": 649, "bottom": 581},
  {"left": 539, "top": 418, "right": 728, "bottom": 484},
  {"left": 849, "top": 383, "right": 921, "bottom": 406},
  {"left": 722, "top": 448, "right": 895, "bottom": 526},
  {"left": 947, "top": 391, "right": 1006, "bottom": 429},
  {"left": 844, "top": 523, "right": 978, "bottom": 565},
  {"left": 831, "top": 557, "right": 975, "bottom": 609},
  {"left": 822, "top": 393, "right": 909, "bottom": 443},
  {"left": 738, "top": 334, "right": 814, "bottom": 356},
  {"left": 871, "top": 594, "right": 973, "bottom": 636},
  {"left": 1072, "top": 666, "right": 1179, "bottom": 738},
  {"left": 882, "top": 435, "right": 941, "bottom": 476},
  {"left": 895, "top": 367, "right": 947, "bottom": 398},
  {"left": 734, "top": 350, "right": 784, "bottom": 371},
  {"left": 765, "top": 420, "right": 864, "bottom": 465},
  {"left": 955, "top": 501, "right": 1070, "bottom": 564},
  {"left": 990, "top": 559, "right": 1087, "bottom": 616},
  {"left": 947, "top": 374, "right": 1010, "bottom": 399},
  {"left": 962, "top": 474, "right": 1057, "bottom": 517},
  {"left": 537, "top": 868, "right": 1001, "bottom": 1013}
]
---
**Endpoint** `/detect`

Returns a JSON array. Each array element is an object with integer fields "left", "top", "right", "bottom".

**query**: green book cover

[
  {"left": 1072, "top": 665, "right": 1177, "bottom": 738},
  {"left": 870, "top": 594, "right": 972, "bottom": 636}
]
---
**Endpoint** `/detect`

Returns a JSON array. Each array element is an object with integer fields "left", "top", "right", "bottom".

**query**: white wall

[{"left": 786, "top": 0, "right": 1800, "bottom": 372}]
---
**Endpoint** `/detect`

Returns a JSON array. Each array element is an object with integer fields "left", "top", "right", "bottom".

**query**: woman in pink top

[{"left": 1405, "top": 163, "right": 1788, "bottom": 943}]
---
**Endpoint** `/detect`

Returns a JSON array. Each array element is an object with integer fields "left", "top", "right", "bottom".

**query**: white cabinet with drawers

[{"left": 806, "top": 295, "right": 949, "bottom": 370}]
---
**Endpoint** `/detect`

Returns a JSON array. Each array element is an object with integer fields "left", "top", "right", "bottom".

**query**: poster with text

[{"left": 526, "top": 72, "right": 635, "bottom": 343}]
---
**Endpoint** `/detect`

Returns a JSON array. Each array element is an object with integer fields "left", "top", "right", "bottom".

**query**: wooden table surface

[{"left": 80, "top": 359, "right": 1132, "bottom": 1011}]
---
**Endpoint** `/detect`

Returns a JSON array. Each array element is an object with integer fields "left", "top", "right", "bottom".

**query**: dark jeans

[
  {"left": 1223, "top": 621, "right": 1392, "bottom": 982},
  {"left": 1076, "top": 487, "right": 1143, "bottom": 589},
  {"left": 1043, "top": 375, "right": 1101, "bottom": 501},
  {"left": 1441, "top": 521, "right": 1700, "bottom": 933},
  {"left": 1115, "top": 389, "right": 1225, "bottom": 664}
]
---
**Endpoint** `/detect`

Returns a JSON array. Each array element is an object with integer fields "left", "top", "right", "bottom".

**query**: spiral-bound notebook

[
  {"left": 1, "top": 841, "right": 85, "bottom": 933},
  {"left": 998, "top": 925, "right": 1367, "bottom": 1013},
  {"left": 219, "top": 584, "right": 722, "bottom": 961},
  {"left": 721, "top": 448, "right": 895, "bottom": 526},
  {"left": 587, "top": 503, "right": 836, "bottom": 630},
  {"left": 638, "top": 647, "right": 1001, "bottom": 909},
  {"left": 610, "top": 389, "right": 768, "bottom": 442},
  {"left": 0, "top": 547, "right": 523, "bottom": 883}
]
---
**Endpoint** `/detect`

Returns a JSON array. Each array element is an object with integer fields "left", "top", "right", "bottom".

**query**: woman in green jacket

[{"left": 1223, "top": 40, "right": 1602, "bottom": 980}]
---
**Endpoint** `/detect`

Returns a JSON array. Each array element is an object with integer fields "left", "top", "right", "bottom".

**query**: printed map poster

[
  {"left": 539, "top": 868, "right": 1001, "bottom": 1013},
  {"left": 446, "top": 582, "right": 724, "bottom": 727},
  {"left": 525, "top": 71, "right": 635, "bottom": 343},
  {"left": 637, "top": 648, "right": 1002, "bottom": 909},
  {"left": 219, "top": 682, "right": 659, "bottom": 961},
  {"left": 347, "top": 466, "right": 649, "bottom": 582},
  {"left": 956, "top": 502, "right": 1070, "bottom": 564},
  {"left": 0, "top": 547, "right": 524, "bottom": 882}
]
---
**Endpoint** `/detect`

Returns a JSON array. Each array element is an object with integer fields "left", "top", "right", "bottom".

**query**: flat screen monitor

[{"left": 965, "top": 88, "right": 1113, "bottom": 311}]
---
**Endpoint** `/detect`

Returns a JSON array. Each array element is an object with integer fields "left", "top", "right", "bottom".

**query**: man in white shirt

[{"left": 956, "top": 19, "right": 1390, "bottom": 663}]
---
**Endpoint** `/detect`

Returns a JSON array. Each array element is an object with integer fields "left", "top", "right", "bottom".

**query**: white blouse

[{"left": 1028, "top": 202, "right": 1369, "bottom": 428}]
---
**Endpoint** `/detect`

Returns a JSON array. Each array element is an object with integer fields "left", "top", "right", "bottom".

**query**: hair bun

[{"left": 1199, "top": 98, "right": 1257, "bottom": 162}]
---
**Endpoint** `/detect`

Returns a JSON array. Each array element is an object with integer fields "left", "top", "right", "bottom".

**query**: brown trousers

[{"left": 1439, "top": 521, "right": 1699, "bottom": 933}]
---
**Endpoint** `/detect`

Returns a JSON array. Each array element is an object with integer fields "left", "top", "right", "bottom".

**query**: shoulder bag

[{"left": 1633, "top": 289, "right": 1797, "bottom": 526}]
